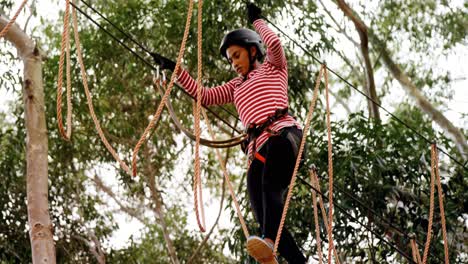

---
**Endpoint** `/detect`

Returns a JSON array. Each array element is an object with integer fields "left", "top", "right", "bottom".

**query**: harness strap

[
  {"left": 245, "top": 108, "right": 289, "bottom": 161},
  {"left": 253, "top": 128, "right": 303, "bottom": 165},
  {"left": 255, "top": 152, "right": 266, "bottom": 163}
]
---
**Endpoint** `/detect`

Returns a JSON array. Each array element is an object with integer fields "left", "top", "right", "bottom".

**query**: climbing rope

[
  {"left": 203, "top": 108, "right": 250, "bottom": 239},
  {"left": 323, "top": 64, "right": 336, "bottom": 264},
  {"left": 131, "top": 0, "right": 195, "bottom": 177},
  {"left": 193, "top": 0, "right": 206, "bottom": 232},
  {"left": 421, "top": 144, "right": 449, "bottom": 264},
  {"left": 273, "top": 64, "right": 324, "bottom": 255},
  {"left": 310, "top": 168, "right": 341, "bottom": 263},
  {"left": 310, "top": 169, "right": 323, "bottom": 264},
  {"left": 57, "top": 0, "right": 72, "bottom": 140},
  {"left": 152, "top": 72, "right": 249, "bottom": 236},
  {"left": 153, "top": 73, "right": 246, "bottom": 148},
  {"left": 56, "top": 0, "right": 131, "bottom": 174},
  {"left": 410, "top": 234, "right": 422, "bottom": 264},
  {"left": 434, "top": 145, "right": 449, "bottom": 264},
  {"left": 0, "top": 0, "right": 28, "bottom": 38}
]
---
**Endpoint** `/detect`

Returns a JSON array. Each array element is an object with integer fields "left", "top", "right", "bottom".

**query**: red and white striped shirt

[{"left": 177, "top": 19, "right": 300, "bottom": 155}]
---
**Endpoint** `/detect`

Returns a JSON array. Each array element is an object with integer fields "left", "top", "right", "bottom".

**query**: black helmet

[{"left": 219, "top": 28, "right": 264, "bottom": 60}]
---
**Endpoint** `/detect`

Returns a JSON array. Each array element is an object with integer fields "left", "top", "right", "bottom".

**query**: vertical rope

[
  {"left": 71, "top": 1, "right": 131, "bottom": 174},
  {"left": 324, "top": 64, "right": 335, "bottom": 264},
  {"left": 422, "top": 144, "right": 436, "bottom": 264},
  {"left": 132, "top": 0, "right": 195, "bottom": 176},
  {"left": 193, "top": 0, "right": 206, "bottom": 232},
  {"left": 65, "top": 22, "right": 73, "bottom": 139},
  {"left": 273, "top": 65, "right": 324, "bottom": 256},
  {"left": 57, "top": 0, "right": 73, "bottom": 140},
  {"left": 0, "top": 0, "right": 28, "bottom": 38},
  {"left": 433, "top": 144, "right": 450, "bottom": 263},
  {"left": 311, "top": 167, "right": 341, "bottom": 264},
  {"left": 202, "top": 109, "right": 250, "bottom": 239},
  {"left": 310, "top": 169, "right": 323, "bottom": 264},
  {"left": 410, "top": 236, "right": 422, "bottom": 264}
]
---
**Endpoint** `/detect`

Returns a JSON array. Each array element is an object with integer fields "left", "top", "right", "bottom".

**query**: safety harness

[{"left": 243, "top": 108, "right": 302, "bottom": 164}]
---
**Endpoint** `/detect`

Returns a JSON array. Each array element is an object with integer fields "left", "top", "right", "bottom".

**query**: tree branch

[
  {"left": 92, "top": 174, "right": 149, "bottom": 225},
  {"left": 332, "top": 1, "right": 468, "bottom": 160},
  {"left": 336, "top": 0, "right": 381, "bottom": 120},
  {"left": 73, "top": 233, "right": 106, "bottom": 264}
]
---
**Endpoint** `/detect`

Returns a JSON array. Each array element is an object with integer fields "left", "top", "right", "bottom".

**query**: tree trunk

[
  {"left": 336, "top": 0, "right": 381, "bottom": 121},
  {"left": 1, "top": 17, "right": 56, "bottom": 263},
  {"left": 332, "top": 1, "right": 468, "bottom": 160}
]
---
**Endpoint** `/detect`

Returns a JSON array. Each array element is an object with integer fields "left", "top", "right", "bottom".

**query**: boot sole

[{"left": 246, "top": 236, "right": 278, "bottom": 264}]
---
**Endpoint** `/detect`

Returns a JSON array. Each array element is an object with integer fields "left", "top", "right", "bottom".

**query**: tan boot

[{"left": 246, "top": 236, "right": 278, "bottom": 264}]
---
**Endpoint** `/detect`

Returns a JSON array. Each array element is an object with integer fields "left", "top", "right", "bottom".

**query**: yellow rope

[
  {"left": 0, "top": 0, "right": 28, "bottom": 38},
  {"left": 132, "top": 0, "right": 195, "bottom": 176},
  {"left": 273, "top": 64, "right": 324, "bottom": 255},
  {"left": 193, "top": 0, "right": 206, "bottom": 232}
]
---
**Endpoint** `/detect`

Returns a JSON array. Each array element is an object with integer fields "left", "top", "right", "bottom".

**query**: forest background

[{"left": 0, "top": 0, "right": 467, "bottom": 263}]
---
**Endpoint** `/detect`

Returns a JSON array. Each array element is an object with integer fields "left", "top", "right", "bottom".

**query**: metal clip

[{"left": 161, "top": 70, "right": 167, "bottom": 86}]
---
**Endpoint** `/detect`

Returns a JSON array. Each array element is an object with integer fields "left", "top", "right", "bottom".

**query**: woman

[{"left": 151, "top": 3, "right": 307, "bottom": 264}]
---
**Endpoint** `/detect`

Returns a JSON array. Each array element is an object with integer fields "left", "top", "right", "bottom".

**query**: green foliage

[
  {"left": 243, "top": 105, "right": 466, "bottom": 263},
  {"left": 1, "top": 0, "right": 466, "bottom": 263}
]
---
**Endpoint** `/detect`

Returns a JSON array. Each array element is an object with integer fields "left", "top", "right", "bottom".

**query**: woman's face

[{"left": 226, "top": 45, "right": 256, "bottom": 77}]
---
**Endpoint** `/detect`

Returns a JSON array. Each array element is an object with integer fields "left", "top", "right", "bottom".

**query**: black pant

[{"left": 247, "top": 126, "right": 307, "bottom": 264}]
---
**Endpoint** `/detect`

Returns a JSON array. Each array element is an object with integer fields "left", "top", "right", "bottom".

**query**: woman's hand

[
  {"left": 150, "top": 52, "right": 176, "bottom": 72},
  {"left": 246, "top": 3, "right": 262, "bottom": 24}
]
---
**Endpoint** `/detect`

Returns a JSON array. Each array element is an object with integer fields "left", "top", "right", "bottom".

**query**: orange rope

[
  {"left": 0, "top": 0, "right": 28, "bottom": 38},
  {"left": 273, "top": 65, "right": 324, "bottom": 255},
  {"left": 421, "top": 144, "right": 437, "bottom": 264},
  {"left": 71, "top": 2, "right": 131, "bottom": 174},
  {"left": 410, "top": 236, "right": 422, "bottom": 264},
  {"left": 323, "top": 65, "right": 336, "bottom": 264},
  {"left": 311, "top": 167, "right": 341, "bottom": 264},
  {"left": 423, "top": 144, "right": 450, "bottom": 263},
  {"left": 193, "top": 0, "right": 206, "bottom": 232},
  {"left": 310, "top": 169, "right": 323, "bottom": 264},
  {"left": 202, "top": 109, "right": 250, "bottom": 239},
  {"left": 57, "top": 0, "right": 72, "bottom": 140},
  {"left": 433, "top": 145, "right": 449, "bottom": 264},
  {"left": 131, "top": 0, "right": 195, "bottom": 176},
  {"left": 55, "top": 0, "right": 131, "bottom": 174}
]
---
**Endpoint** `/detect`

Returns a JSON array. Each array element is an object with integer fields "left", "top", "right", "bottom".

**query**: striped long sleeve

[
  {"left": 254, "top": 19, "right": 287, "bottom": 69},
  {"left": 176, "top": 19, "right": 300, "bottom": 155}
]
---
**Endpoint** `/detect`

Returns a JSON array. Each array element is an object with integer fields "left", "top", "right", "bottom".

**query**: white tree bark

[{"left": 1, "top": 17, "right": 56, "bottom": 263}]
